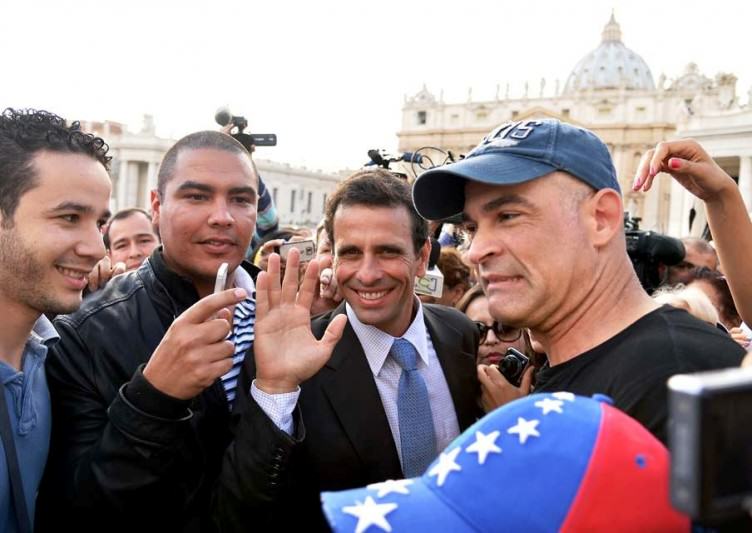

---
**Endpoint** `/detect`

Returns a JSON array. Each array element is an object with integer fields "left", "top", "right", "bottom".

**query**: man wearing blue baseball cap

[{"left": 412, "top": 119, "right": 744, "bottom": 443}]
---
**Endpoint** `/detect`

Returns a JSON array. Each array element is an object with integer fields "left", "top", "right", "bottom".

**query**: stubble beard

[{"left": 0, "top": 228, "right": 80, "bottom": 316}]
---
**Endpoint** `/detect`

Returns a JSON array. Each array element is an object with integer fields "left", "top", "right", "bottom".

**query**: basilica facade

[
  {"left": 397, "top": 14, "right": 752, "bottom": 237},
  {"left": 81, "top": 115, "right": 343, "bottom": 228}
]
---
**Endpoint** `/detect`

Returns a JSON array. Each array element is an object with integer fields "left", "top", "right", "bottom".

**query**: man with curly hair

[{"left": 0, "top": 108, "right": 112, "bottom": 532}]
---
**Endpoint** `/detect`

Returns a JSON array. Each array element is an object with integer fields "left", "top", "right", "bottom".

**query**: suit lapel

[
  {"left": 320, "top": 311, "right": 402, "bottom": 479},
  {"left": 424, "top": 306, "right": 480, "bottom": 431}
]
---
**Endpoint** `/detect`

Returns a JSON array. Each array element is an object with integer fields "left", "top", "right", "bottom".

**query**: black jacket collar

[{"left": 145, "top": 246, "right": 260, "bottom": 328}]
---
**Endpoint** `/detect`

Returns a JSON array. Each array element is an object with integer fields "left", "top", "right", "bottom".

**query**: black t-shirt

[{"left": 535, "top": 305, "right": 745, "bottom": 444}]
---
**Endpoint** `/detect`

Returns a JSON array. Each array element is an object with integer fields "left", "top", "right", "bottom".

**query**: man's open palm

[{"left": 254, "top": 249, "right": 347, "bottom": 393}]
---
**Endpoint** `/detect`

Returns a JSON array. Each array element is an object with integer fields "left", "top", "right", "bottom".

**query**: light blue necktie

[{"left": 390, "top": 338, "right": 437, "bottom": 477}]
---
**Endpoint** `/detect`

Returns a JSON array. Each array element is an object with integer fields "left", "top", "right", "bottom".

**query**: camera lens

[{"left": 500, "top": 356, "right": 521, "bottom": 375}]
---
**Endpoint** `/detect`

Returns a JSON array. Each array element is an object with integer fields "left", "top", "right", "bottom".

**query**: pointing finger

[
  {"left": 297, "top": 258, "right": 320, "bottom": 310},
  {"left": 181, "top": 288, "right": 248, "bottom": 324}
]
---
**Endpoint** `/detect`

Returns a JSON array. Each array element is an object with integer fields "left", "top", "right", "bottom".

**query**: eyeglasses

[{"left": 474, "top": 321, "right": 522, "bottom": 343}]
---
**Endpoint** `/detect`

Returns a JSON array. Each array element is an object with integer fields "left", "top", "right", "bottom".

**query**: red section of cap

[{"left": 561, "top": 405, "right": 690, "bottom": 532}]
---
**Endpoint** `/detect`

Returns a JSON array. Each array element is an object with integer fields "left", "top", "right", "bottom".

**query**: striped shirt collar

[
  {"left": 232, "top": 264, "right": 256, "bottom": 296},
  {"left": 345, "top": 298, "right": 429, "bottom": 377}
]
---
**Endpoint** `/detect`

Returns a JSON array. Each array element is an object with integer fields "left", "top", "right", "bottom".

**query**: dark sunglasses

[{"left": 474, "top": 321, "right": 522, "bottom": 343}]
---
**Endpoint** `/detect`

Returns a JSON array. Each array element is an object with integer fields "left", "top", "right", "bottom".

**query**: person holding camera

[{"left": 412, "top": 119, "right": 745, "bottom": 444}]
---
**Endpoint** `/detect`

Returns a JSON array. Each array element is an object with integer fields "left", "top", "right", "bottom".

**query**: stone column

[
  {"left": 738, "top": 156, "right": 752, "bottom": 211},
  {"left": 146, "top": 162, "right": 158, "bottom": 207},
  {"left": 117, "top": 158, "right": 129, "bottom": 212}
]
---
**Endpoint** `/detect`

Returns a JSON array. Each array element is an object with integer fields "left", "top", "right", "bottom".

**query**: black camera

[
  {"left": 496, "top": 347, "right": 531, "bottom": 387},
  {"left": 214, "top": 107, "right": 277, "bottom": 150},
  {"left": 624, "top": 213, "right": 685, "bottom": 294},
  {"left": 668, "top": 368, "right": 752, "bottom": 523}
]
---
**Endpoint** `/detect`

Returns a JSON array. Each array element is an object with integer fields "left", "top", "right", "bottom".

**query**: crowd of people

[{"left": 1, "top": 108, "right": 750, "bottom": 532}]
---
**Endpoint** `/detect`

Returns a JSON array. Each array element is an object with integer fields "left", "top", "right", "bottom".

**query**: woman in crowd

[
  {"left": 652, "top": 284, "right": 720, "bottom": 327},
  {"left": 456, "top": 285, "right": 528, "bottom": 366}
]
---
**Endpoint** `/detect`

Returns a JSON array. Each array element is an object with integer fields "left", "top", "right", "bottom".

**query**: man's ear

[
  {"left": 416, "top": 239, "right": 431, "bottom": 278},
  {"left": 150, "top": 189, "right": 161, "bottom": 228},
  {"left": 587, "top": 189, "right": 623, "bottom": 248}
]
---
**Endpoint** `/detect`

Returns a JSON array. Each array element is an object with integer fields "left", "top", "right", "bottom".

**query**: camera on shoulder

[{"left": 214, "top": 107, "right": 277, "bottom": 150}]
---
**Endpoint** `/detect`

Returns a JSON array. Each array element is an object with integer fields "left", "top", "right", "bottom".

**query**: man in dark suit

[{"left": 214, "top": 169, "right": 480, "bottom": 531}]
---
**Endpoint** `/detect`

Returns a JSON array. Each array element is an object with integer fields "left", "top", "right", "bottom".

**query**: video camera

[
  {"left": 624, "top": 213, "right": 685, "bottom": 294},
  {"left": 214, "top": 107, "right": 277, "bottom": 151},
  {"left": 668, "top": 367, "right": 752, "bottom": 525}
]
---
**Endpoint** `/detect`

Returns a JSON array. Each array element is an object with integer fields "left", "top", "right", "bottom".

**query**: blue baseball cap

[
  {"left": 412, "top": 119, "right": 619, "bottom": 220},
  {"left": 321, "top": 393, "right": 688, "bottom": 532}
]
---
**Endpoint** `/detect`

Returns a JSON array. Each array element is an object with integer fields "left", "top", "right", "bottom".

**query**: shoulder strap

[{"left": 0, "top": 382, "right": 32, "bottom": 533}]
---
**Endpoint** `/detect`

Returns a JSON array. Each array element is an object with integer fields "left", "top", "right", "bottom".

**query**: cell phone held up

[
  {"left": 279, "top": 240, "right": 316, "bottom": 262},
  {"left": 496, "top": 347, "right": 531, "bottom": 387},
  {"left": 214, "top": 262, "right": 229, "bottom": 294}
]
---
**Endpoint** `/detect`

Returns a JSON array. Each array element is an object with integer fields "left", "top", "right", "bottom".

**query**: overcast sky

[{"left": 2, "top": 0, "right": 749, "bottom": 171}]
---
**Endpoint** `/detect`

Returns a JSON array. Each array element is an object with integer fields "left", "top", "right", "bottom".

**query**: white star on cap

[
  {"left": 428, "top": 447, "right": 462, "bottom": 487},
  {"left": 342, "top": 496, "right": 398, "bottom": 533},
  {"left": 534, "top": 398, "right": 564, "bottom": 415},
  {"left": 507, "top": 417, "right": 540, "bottom": 444},
  {"left": 465, "top": 430, "right": 502, "bottom": 465},
  {"left": 552, "top": 391, "right": 575, "bottom": 402},
  {"left": 366, "top": 479, "right": 414, "bottom": 498}
]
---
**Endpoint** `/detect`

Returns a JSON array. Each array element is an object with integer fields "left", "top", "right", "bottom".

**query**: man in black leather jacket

[{"left": 36, "top": 131, "right": 273, "bottom": 532}]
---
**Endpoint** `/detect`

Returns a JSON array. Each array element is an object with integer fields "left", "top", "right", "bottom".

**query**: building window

[
  {"left": 511, "top": 110, "right": 519, "bottom": 119},
  {"left": 416, "top": 111, "right": 427, "bottom": 125},
  {"left": 307, "top": 191, "right": 312, "bottom": 213},
  {"left": 272, "top": 187, "right": 278, "bottom": 204},
  {"left": 290, "top": 190, "right": 296, "bottom": 212},
  {"left": 562, "top": 108, "right": 570, "bottom": 118}
]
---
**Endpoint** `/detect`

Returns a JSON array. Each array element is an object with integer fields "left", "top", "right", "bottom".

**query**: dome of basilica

[{"left": 563, "top": 13, "right": 655, "bottom": 94}]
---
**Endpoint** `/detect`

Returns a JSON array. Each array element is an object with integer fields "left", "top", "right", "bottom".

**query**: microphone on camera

[
  {"left": 214, "top": 107, "right": 233, "bottom": 127},
  {"left": 367, "top": 149, "right": 386, "bottom": 167}
]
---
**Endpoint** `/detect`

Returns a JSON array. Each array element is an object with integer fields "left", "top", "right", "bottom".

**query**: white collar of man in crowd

[{"left": 345, "top": 298, "right": 430, "bottom": 376}]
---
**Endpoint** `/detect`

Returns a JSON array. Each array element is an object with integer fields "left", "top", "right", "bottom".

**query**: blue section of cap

[
  {"left": 591, "top": 393, "right": 614, "bottom": 405},
  {"left": 322, "top": 475, "right": 470, "bottom": 533},
  {"left": 411, "top": 153, "right": 556, "bottom": 220},
  {"left": 412, "top": 119, "right": 619, "bottom": 221},
  {"left": 322, "top": 393, "right": 604, "bottom": 532}
]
